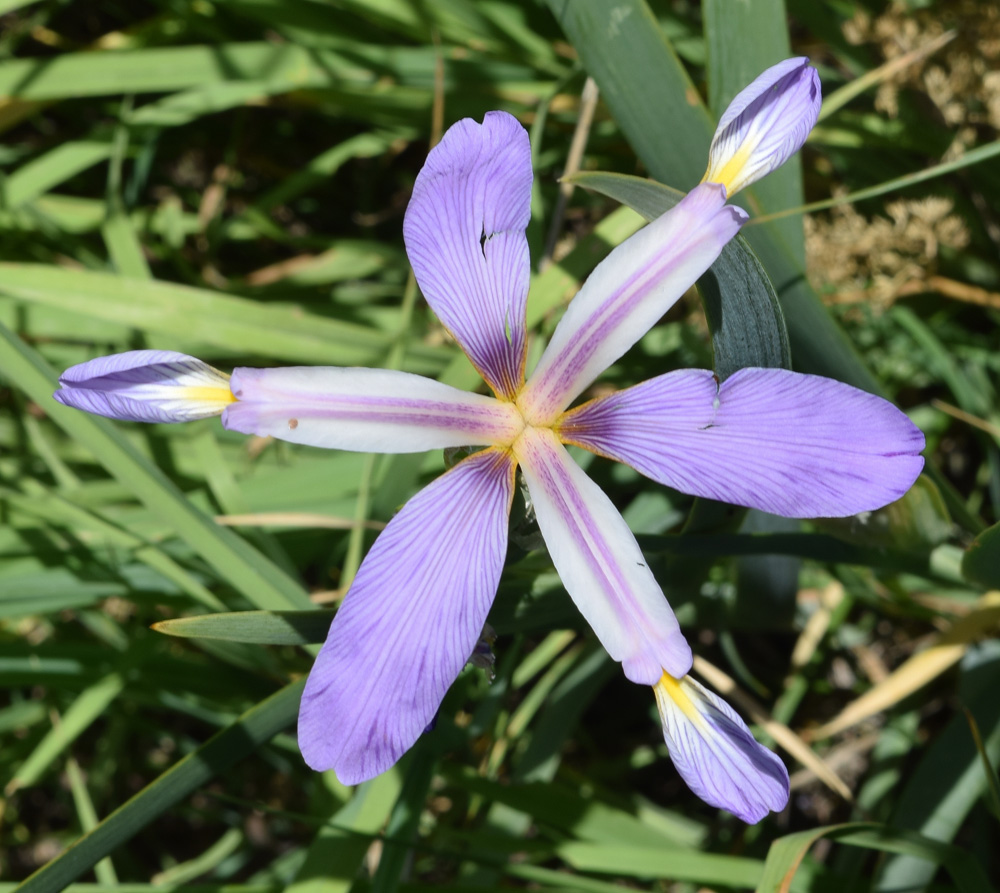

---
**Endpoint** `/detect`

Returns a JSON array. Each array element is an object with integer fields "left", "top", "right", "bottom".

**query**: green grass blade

[
  {"left": 287, "top": 770, "right": 402, "bottom": 893},
  {"left": 3, "top": 142, "right": 112, "bottom": 209},
  {"left": 0, "top": 321, "right": 312, "bottom": 611},
  {"left": 64, "top": 759, "right": 118, "bottom": 885},
  {"left": 153, "top": 610, "right": 333, "bottom": 645},
  {"left": 13, "top": 680, "right": 304, "bottom": 893},
  {"left": 0, "top": 44, "right": 366, "bottom": 100},
  {"left": 962, "top": 521, "right": 1000, "bottom": 589},
  {"left": 876, "top": 656, "right": 1000, "bottom": 891},
  {"left": 542, "top": 0, "right": 710, "bottom": 189},
  {"left": 7, "top": 672, "right": 125, "bottom": 792},
  {"left": 556, "top": 842, "right": 764, "bottom": 886},
  {"left": 3, "top": 483, "right": 226, "bottom": 611},
  {"left": 0, "top": 263, "right": 449, "bottom": 371}
]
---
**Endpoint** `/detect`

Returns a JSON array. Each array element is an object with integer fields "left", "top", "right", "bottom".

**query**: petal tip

[
  {"left": 654, "top": 674, "right": 790, "bottom": 822},
  {"left": 704, "top": 56, "right": 822, "bottom": 196}
]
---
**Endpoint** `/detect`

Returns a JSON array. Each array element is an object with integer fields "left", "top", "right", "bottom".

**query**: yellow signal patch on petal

[
  {"left": 179, "top": 383, "right": 237, "bottom": 414},
  {"left": 654, "top": 671, "right": 707, "bottom": 727},
  {"left": 702, "top": 141, "right": 754, "bottom": 197}
]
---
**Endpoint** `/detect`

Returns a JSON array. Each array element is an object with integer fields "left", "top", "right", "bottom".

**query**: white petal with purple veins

[
  {"left": 223, "top": 366, "right": 523, "bottom": 452},
  {"left": 654, "top": 673, "right": 789, "bottom": 823},
  {"left": 514, "top": 427, "right": 691, "bottom": 684},
  {"left": 703, "top": 57, "right": 821, "bottom": 197},
  {"left": 403, "top": 111, "right": 532, "bottom": 400},
  {"left": 297, "top": 447, "right": 516, "bottom": 784},
  {"left": 559, "top": 367, "right": 925, "bottom": 518},
  {"left": 519, "top": 184, "right": 746, "bottom": 424},
  {"left": 53, "top": 350, "right": 233, "bottom": 423}
]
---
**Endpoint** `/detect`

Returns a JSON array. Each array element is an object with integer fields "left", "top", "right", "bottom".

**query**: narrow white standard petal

[
  {"left": 518, "top": 184, "right": 746, "bottom": 425},
  {"left": 703, "top": 57, "right": 821, "bottom": 197},
  {"left": 298, "top": 447, "right": 516, "bottom": 784},
  {"left": 223, "top": 366, "right": 523, "bottom": 452},
  {"left": 654, "top": 673, "right": 789, "bottom": 823},
  {"left": 53, "top": 350, "right": 234, "bottom": 423},
  {"left": 513, "top": 427, "right": 691, "bottom": 683}
]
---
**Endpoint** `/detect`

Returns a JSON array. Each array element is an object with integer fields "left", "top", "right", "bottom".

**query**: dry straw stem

[
  {"left": 817, "top": 28, "right": 956, "bottom": 122},
  {"left": 829, "top": 274, "right": 1000, "bottom": 311},
  {"left": 540, "top": 75, "right": 600, "bottom": 271},
  {"left": 809, "top": 591, "right": 1000, "bottom": 741},
  {"left": 932, "top": 399, "right": 1000, "bottom": 442},
  {"left": 788, "top": 731, "right": 881, "bottom": 793},
  {"left": 692, "top": 655, "right": 854, "bottom": 802},
  {"left": 790, "top": 583, "right": 845, "bottom": 672},
  {"left": 899, "top": 275, "right": 1000, "bottom": 311}
]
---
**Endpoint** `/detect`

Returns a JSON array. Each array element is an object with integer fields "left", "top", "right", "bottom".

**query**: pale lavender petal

[
  {"left": 403, "top": 111, "right": 532, "bottom": 400},
  {"left": 513, "top": 427, "right": 691, "bottom": 684},
  {"left": 519, "top": 184, "right": 746, "bottom": 424},
  {"left": 223, "top": 366, "right": 523, "bottom": 452},
  {"left": 559, "top": 367, "right": 925, "bottom": 518},
  {"left": 53, "top": 350, "right": 233, "bottom": 423},
  {"left": 297, "top": 447, "right": 516, "bottom": 783},
  {"left": 704, "top": 57, "right": 821, "bottom": 197},
  {"left": 654, "top": 674, "right": 789, "bottom": 823}
]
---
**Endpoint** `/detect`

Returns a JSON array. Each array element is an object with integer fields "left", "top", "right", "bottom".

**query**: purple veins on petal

[
  {"left": 559, "top": 366, "right": 925, "bottom": 519},
  {"left": 223, "top": 366, "right": 523, "bottom": 453},
  {"left": 519, "top": 183, "right": 746, "bottom": 425},
  {"left": 654, "top": 673, "right": 789, "bottom": 823},
  {"left": 703, "top": 57, "right": 821, "bottom": 197},
  {"left": 53, "top": 350, "right": 234, "bottom": 423},
  {"left": 513, "top": 426, "right": 692, "bottom": 684},
  {"left": 297, "top": 447, "right": 516, "bottom": 785},
  {"left": 403, "top": 110, "right": 533, "bottom": 400}
]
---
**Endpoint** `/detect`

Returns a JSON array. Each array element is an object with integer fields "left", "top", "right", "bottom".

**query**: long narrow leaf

[{"left": 14, "top": 681, "right": 304, "bottom": 893}]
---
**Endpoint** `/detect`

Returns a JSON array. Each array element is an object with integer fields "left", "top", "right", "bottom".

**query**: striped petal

[
  {"left": 403, "top": 111, "right": 532, "bottom": 400},
  {"left": 518, "top": 184, "right": 746, "bottom": 424},
  {"left": 513, "top": 427, "right": 691, "bottom": 684},
  {"left": 223, "top": 366, "right": 523, "bottom": 452},
  {"left": 558, "top": 367, "right": 925, "bottom": 518},
  {"left": 654, "top": 673, "right": 789, "bottom": 823},
  {"left": 703, "top": 57, "right": 821, "bottom": 197},
  {"left": 53, "top": 350, "right": 234, "bottom": 423},
  {"left": 298, "top": 447, "right": 516, "bottom": 784}
]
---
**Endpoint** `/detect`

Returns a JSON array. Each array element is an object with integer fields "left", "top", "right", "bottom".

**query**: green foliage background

[{"left": 0, "top": 0, "right": 999, "bottom": 890}]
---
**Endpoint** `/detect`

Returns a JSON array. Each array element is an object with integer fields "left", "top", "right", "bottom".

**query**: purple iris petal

[
  {"left": 654, "top": 674, "right": 789, "bottom": 824},
  {"left": 559, "top": 367, "right": 925, "bottom": 518},
  {"left": 519, "top": 183, "right": 746, "bottom": 424},
  {"left": 53, "top": 350, "right": 233, "bottom": 423},
  {"left": 704, "top": 57, "right": 821, "bottom": 197},
  {"left": 514, "top": 427, "right": 692, "bottom": 684},
  {"left": 297, "top": 447, "right": 516, "bottom": 784},
  {"left": 223, "top": 366, "right": 523, "bottom": 452},
  {"left": 403, "top": 110, "right": 532, "bottom": 400}
]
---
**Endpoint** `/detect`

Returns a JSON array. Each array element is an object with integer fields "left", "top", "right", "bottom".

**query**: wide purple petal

[
  {"left": 53, "top": 350, "right": 233, "bottom": 423},
  {"left": 519, "top": 184, "right": 746, "bottom": 424},
  {"left": 403, "top": 111, "right": 532, "bottom": 400},
  {"left": 704, "top": 57, "right": 821, "bottom": 197},
  {"left": 297, "top": 447, "right": 516, "bottom": 784},
  {"left": 559, "top": 367, "right": 925, "bottom": 518},
  {"left": 223, "top": 366, "right": 523, "bottom": 452},
  {"left": 654, "top": 674, "right": 789, "bottom": 823},
  {"left": 514, "top": 427, "right": 692, "bottom": 684}
]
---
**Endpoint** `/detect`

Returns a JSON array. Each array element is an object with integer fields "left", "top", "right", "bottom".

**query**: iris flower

[{"left": 53, "top": 59, "right": 924, "bottom": 823}]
